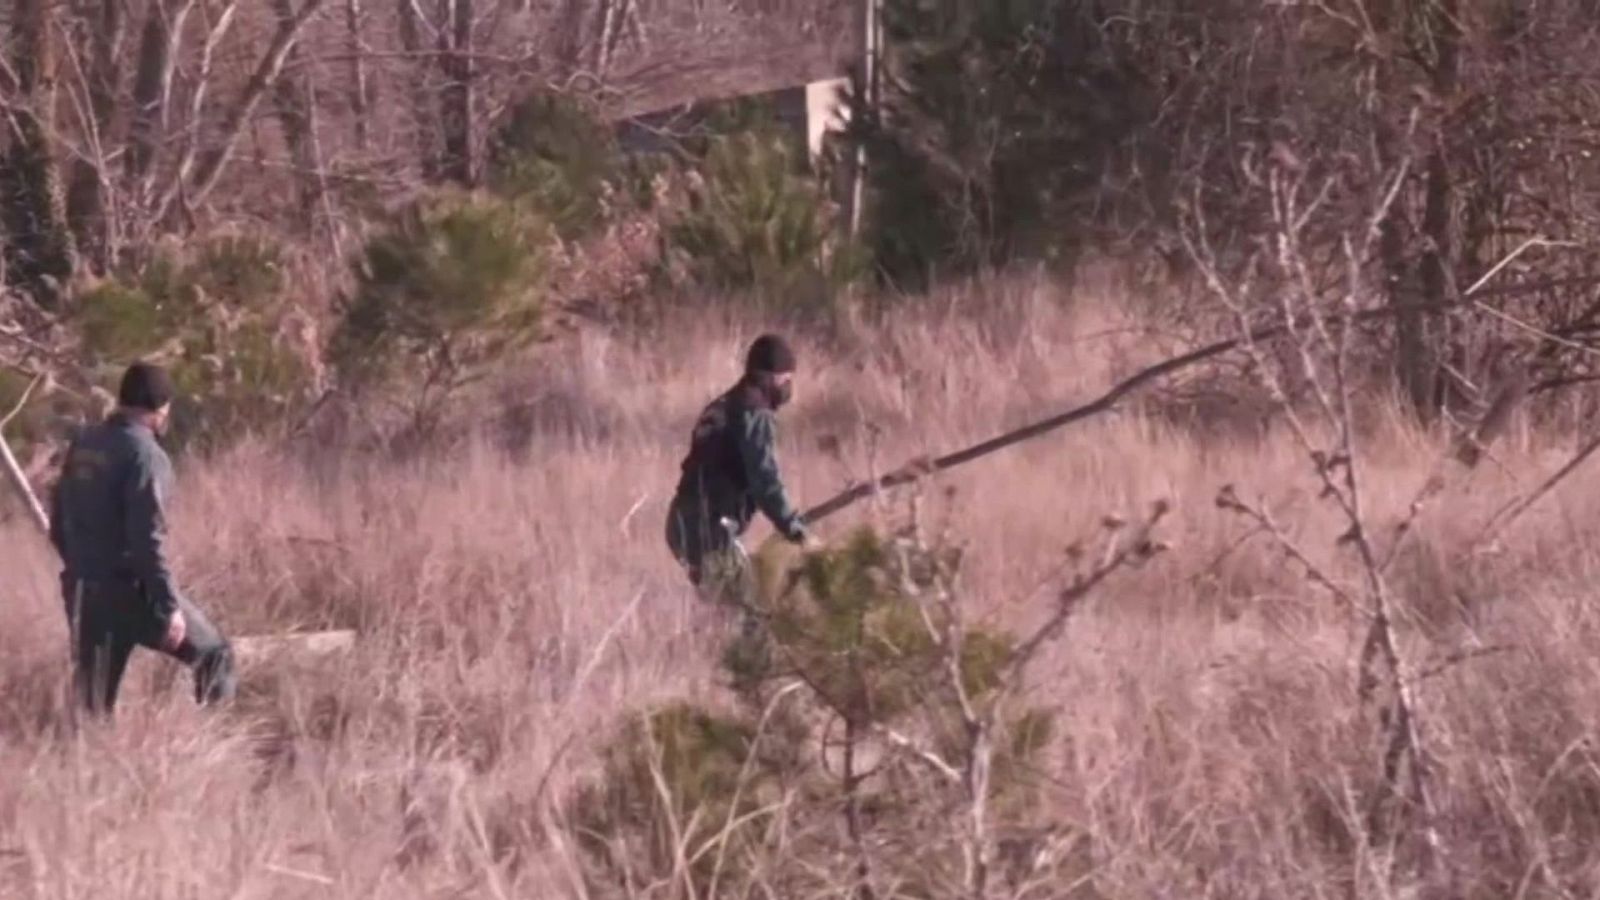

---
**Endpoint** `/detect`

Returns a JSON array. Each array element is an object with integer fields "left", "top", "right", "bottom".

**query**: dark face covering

[
  {"left": 747, "top": 372, "right": 793, "bottom": 409},
  {"left": 770, "top": 379, "right": 793, "bottom": 409}
]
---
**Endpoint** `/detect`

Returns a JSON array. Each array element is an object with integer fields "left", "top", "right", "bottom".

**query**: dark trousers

[
  {"left": 664, "top": 502, "right": 762, "bottom": 613},
  {"left": 665, "top": 502, "right": 722, "bottom": 587},
  {"left": 665, "top": 504, "right": 756, "bottom": 592},
  {"left": 64, "top": 578, "right": 237, "bottom": 715},
  {"left": 663, "top": 506, "right": 773, "bottom": 698}
]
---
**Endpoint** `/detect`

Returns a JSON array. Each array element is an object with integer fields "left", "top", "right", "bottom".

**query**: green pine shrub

[
  {"left": 330, "top": 189, "right": 549, "bottom": 437},
  {"left": 661, "top": 127, "right": 868, "bottom": 314},
  {"left": 566, "top": 519, "right": 1063, "bottom": 896},
  {"left": 67, "top": 233, "right": 313, "bottom": 453},
  {"left": 568, "top": 701, "right": 804, "bottom": 892},
  {"left": 488, "top": 91, "right": 624, "bottom": 240}
]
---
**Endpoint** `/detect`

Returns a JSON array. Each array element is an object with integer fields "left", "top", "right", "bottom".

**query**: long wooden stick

[
  {"left": 802, "top": 238, "right": 1578, "bottom": 525},
  {"left": 0, "top": 438, "right": 49, "bottom": 535},
  {"left": 801, "top": 301, "right": 1458, "bottom": 524},
  {"left": 1472, "top": 431, "right": 1600, "bottom": 551},
  {"left": 0, "top": 375, "right": 50, "bottom": 535}
]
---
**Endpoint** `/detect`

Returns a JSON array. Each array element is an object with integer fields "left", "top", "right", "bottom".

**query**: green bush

[
  {"left": 569, "top": 702, "right": 801, "bottom": 892},
  {"left": 67, "top": 234, "right": 312, "bottom": 453},
  {"left": 166, "top": 318, "right": 311, "bottom": 452},
  {"left": 755, "top": 527, "right": 952, "bottom": 720},
  {"left": 331, "top": 190, "right": 548, "bottom": 435},
  {"left": 752, "top": 526, "right": 1048, "bottom": 776},
  {"left": 187, "top": 234, "right": 286, "bottom": 309},
  {"left": 661, "top": 128, "right": 868, "bottom": 313},
  {"left": 676, "top": 93, "right": 793, "bottom": 160},
  {"left": 488, "top": 91, "right": 622, "bottom": 240},
  {"left": 567, "top": 521, "right": 1060, "bottom": 896},
  {"left": 74, "top": 281, "right": 167, "bottom": 363}
]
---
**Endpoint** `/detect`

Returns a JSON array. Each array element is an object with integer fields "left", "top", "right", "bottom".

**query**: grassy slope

[{"left": 3, "top": 277, "right": 1600, "bottom": 897}]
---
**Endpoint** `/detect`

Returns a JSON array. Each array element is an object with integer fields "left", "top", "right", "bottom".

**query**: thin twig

[
  {"left": 1, "top": 373, "right": 43, "bottom": 431},
  {"left": 1473, "top": 301, "right": 1600, "bottom": 360},
  {"left": 707, "top": 680, "right": 806, "bottom": 896},
  {"left": 1004, "top": 503, "right": 1170, "bottom": 686},
  {"left": 1462, "top": 238, "right": 1577, "bottom": 299},
  {"left": 1472, "top": 431, "right": 1600, "bottom": 551},
  {"left": 1411, "top": 646, "right": 1513, "bottom": 685},
  {"left": 1215, "top": 486, "right": 1362, "bottom": 613},
  {"left": 868, "top": 722, "right": 960, "bottom": 784}
]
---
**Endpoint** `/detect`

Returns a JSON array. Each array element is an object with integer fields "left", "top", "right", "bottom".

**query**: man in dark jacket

[
  {"left": 665, "top": 334, "right": 810, "bottom": 594},
  {"left": 49, "top": 362, "right": 236, "bottom": 715}
]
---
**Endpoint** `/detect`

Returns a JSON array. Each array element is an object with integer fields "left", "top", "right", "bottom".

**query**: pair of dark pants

[
  {"left": 664, "top": 506, "right": 771, "bottom": 691},
  {"left": 65, "top": 578, "right": 237, "bottom": 715},
  {"left": 664, "top": 506, "right": 756, "bottom": 599},
  {"left": 665, "top": 501, "right": 724, "bottom": 587}
]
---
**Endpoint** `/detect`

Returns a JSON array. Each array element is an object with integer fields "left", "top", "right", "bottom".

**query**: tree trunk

[
  {"left": 272, "top": 0, "right": 323, "bottom": 228},
  {"left": 554, "top": 0, "right": 588, "bottom": 77},
  {"left": 438, "top": 0, "right": 475, "bottom": 185},
  {"left": 1412, "top": 148, "right": 1455, "bottom": 420},
  {"left": 594, "top": 0, "right": 620, "bottom": 74},
  {"left": 1379, "top": 0, "right": 1463, "bottom": 426},
  {"left": 397, "top": 0, "right": 437, "bottom": 180},
  {"left": 174, "top": 0, "right": 328, "bottom": 219},
  {"left": 65, "top": 0, "right": 127, "bottom": 273},
  {"left": 1, "top": 0, "right": 77, "bottom": 307},
  {"left": 346, "top": 0, "right": 372, "bottom": 152},
  {"left": 127, "top": 0, "right": 197, "bottom": 194},
  {"left": 1409, "top": 0, "right": 1462, "bottom": 425}
]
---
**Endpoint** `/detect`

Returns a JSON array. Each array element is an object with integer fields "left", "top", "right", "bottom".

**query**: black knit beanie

[
  {"left": 118, "top": 361, "right": 176, "bottom": 412},
  {"left": 745, "top": 334, "right": 797, "bottom": 375}
]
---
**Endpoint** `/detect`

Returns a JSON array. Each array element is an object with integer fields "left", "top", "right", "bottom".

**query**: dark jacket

[
  {"left": 669, "top": 379, "right": 803, "bottom": 561},
  {"left": 49, "top": 413, "right": 182, "bottom": 621}
]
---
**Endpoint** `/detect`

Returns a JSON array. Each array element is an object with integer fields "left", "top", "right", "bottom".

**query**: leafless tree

[{"left": 0, "top": 0, "right": 854, "bottom": 307}]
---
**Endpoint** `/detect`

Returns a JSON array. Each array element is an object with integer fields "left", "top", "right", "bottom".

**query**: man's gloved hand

[
  {"left": 161, "top": 607, "right": 187, "bottom": 653},
  {"left": 784, "top": 518, "right": 817, "bottom": 550}
]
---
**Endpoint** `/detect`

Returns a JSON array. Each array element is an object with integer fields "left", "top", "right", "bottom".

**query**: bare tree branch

[
  {"left": 174, "top": 0, "right": 330, "bottom": 216},
  {"left": 0, "top": 374, "right": 50, "bottom": 536},
  {"left": 149, "top": 0, "right": 241, "bottom": 228},
  {"left": 1473, "top": 431, "right": 1600, "bottom": 552},
  {"left": 127, "top": 0, "right": 198, "bottom": 190}
]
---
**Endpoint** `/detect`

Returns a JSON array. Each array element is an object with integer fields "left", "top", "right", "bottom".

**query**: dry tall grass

[{"left": 4, "top": 277, "right": 1600, "bottom": 898}]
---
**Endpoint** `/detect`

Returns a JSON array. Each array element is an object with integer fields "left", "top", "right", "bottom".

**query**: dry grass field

[{"left": 4, "top": 277, "right": 1600, "bottom": 898}]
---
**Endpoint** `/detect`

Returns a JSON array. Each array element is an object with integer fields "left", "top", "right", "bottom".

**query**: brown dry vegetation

[{"left": 3, "top": 276, "right": 1600, "bottom": 897}]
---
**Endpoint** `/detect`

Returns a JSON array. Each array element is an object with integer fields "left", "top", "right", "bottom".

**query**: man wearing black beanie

[
  {"left": 48, "top": 361, "right": 236, "bottom": 715},
  {"left": 665, "top": 333, "right": 810, "bottom": 597}
]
